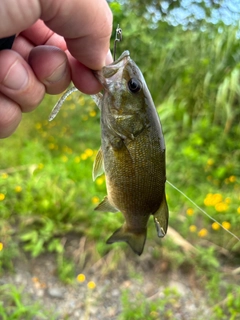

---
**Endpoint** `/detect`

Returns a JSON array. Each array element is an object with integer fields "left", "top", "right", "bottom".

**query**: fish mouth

[
  {"left": 111, "top": 50, "right": 130, "bottom": 68},
  {"left": 94, "top": 50, "right": 130, "bottom": 87}
]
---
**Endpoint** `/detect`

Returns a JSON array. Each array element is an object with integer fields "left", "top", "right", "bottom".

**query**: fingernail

[
  {"left": 105, "top": 50, "right": 113, "bottom": 66},
  {"left": 2, "top": 60, "right": 28, "bottom": 90},
  {"left": 45, "top": 62, "right": 67, "bottom": 84}
]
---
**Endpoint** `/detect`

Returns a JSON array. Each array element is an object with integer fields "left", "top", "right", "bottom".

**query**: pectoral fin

[
  {"left": 94, "top": 196, "right": 119, "bottom": 213},
  {"left": 90, "top": 93, "right": 103, "bottom": 110},
  {"left": 106, "top": 225, "right": 147, "bottom": 256},
  {"left": 92, "top": 148, "right": 104, "bottom": 181},
  {"left": 153, "top": 192, "right": 169, "bottom": 238}
]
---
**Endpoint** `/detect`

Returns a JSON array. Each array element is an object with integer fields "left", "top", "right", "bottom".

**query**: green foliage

[
  {"left": 225, "top": 289, "right": 240, "bottom": 320},
  {"left": 0, "top": 221, "right": 19, "bottom": 274},
  {"left": 1, "top": 2, "right": 240, "bottom": 318},
  {"left": 57, "top": 254, "right": 76, "bottom": 284},
  {"left": 0, "top": 240, "right": 18, "bottom": 274},
  {"left": 212, "top": 287, "right": 240, "bottom": 320},
  {"left": 195, "top": 246, "right": 220, "bottom": 273},
  {"left": 109, "top": 0, "right": 226, "bottom": 25},
  {"left": 111, "top": 2, "right": 240, "bottom": 133},
  {"left": 0, "top": 284, "right": 56, "bottom": 320},
  {"left": 119, "top": 287, "right": 181, "bottom": 320}
]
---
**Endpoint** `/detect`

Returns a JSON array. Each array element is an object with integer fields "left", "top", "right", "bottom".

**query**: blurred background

[{"left": 1, "top": 1, "right": 240, "bottom": 319}]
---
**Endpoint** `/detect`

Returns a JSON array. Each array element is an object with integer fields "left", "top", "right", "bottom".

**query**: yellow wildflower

[
  {"left": 74, "top": 156, "right": 81, "bottom": 163},
  {"left": 215, "top": 202, "right": 228, "bottom": 212},
  {"left": 35, "top": 122, "right": 42, "bottom": 130},
  {"left": 212, "top": 222, "right": 220, "bottom": 230},
  {"left": 81, "top": 153, "right": 88, "bottom": 160},
  {"left": 207, "top": 158, "right": 214, "bottom": 166},
  {"left": 69, "top": 103, "right": 76, "bottom": 110},
  {"left": 61, "top": 155, "right": 68, "bottom": 163},
  {"left": 48, "top": 143, "right": 55, "bottom": 150},
  {"left": 229, "top": 175, "right": 236, "bottom": 183},
  {"left": 237, "top": 207, "right": 240, "bottom": 214},
  {"left": 78, "top": 96, "right": 85, "bottom": 106},
  {"left": 189, "top": 225, "right": 197, "bottom": 232},
  {"left": 96, "top": 177, "right": 105, "bottom": 186},
  {"left": 212, "top": 193, "right": 223, "bottom": 205},
  {"left": 77, "top": 274, "right": 86, "bottom": 282},
  {"left": 198, "top": 228, "right": 208, "bottom": 237},
  {"left": 186, "top": 208, "right": 194, "bottom": 216},
  {"left": 222, "top": 221, "right": 231, "bottom": 230},
  {"left": 92, "top": 196, "right": 100, "bottom": 204},
  {"left": 1, "top": 173, "right": 8, "bottom": 179},
  {"left": 85, "top": 149, "right": 94, "bottom": 157},
  {"left": 204, "top": 193, "right": 223, "bottom": 206},
  {"left": 87, "top": 281, "right": 96, "bottom": 289},
  {"left": 15, "top": 186, "right": 22, "bottom": 193},
  {"left": 38, "top": 163, "right": 44, "bottom": 170},
  {"left": 89, "top": 110, "right": 97, "bottom": 117},
  {"left": 0, "top": 242, "right": 3, "bottom": 251},
  {"left": 0, "top": 193, "right": 5, "bottom": 201},
  {"left": 204, "top": 193, "right": 213, "bottom": 206}
]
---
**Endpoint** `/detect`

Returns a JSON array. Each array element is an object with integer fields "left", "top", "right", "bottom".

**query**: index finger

[{"left": 43, "top": 0, "right": 113, "bottom": 70}]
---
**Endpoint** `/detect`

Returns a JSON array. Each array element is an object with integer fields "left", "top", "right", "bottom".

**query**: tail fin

[{"left": 106, "top": 225, "right": 147, "bottom": 256}]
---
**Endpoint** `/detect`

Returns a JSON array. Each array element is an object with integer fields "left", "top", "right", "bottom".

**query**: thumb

[{"left": 0, "top": 0, "right": 112, "bottom": 70}]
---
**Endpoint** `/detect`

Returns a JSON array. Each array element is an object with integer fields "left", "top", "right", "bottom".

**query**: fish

[
  {"left": 92, "top": 50, "right": 169, "bottom": 255},
  {"left": 49, "top": 48, "right": 240, "bottom": 255}
]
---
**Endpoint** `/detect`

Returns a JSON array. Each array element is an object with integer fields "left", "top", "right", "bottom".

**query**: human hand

[{"left": 0, "top": 0, "right": 113, "bottom": 138}]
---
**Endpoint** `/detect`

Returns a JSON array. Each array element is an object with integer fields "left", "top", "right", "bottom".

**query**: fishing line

[{"left": 166, "top": 180, "right": 240, "bottom": 242}]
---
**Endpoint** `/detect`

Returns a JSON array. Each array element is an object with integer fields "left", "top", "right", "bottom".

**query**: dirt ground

[{"left": 1, "top": 232, "right": 222, "bottom": 320}]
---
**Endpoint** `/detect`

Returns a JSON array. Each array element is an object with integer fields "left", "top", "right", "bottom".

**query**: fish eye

[{"left": 128, "top": 78, "right": 141, "bottom": 93}]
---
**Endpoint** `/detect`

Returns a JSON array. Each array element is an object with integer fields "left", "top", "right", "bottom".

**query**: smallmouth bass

[
  {"left": 93, "top": 50, "right": 169, "bottom": 255},
  {"left": 50, "top": 47, "right": 240, "bottom": 254}
]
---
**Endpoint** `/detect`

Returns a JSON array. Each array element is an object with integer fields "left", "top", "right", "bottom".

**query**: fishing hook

[{"left": 113, "top": 24, "right": 122, "bottom": 61}]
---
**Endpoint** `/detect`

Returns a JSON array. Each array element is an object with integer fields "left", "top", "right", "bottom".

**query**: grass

[
  {"left": 1, "top": 3, "right": 240, "bottom": 316},
  {"left": 0, "top": 284, "right": 56, "bottom": 320},
  {"left": 119, "top": 288, "right": 181, "bottom": 320}
]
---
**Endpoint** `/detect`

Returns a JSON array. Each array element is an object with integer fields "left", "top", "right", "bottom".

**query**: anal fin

[{"left": 153, "top": 191, "right": 169, "bottom": 238}]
